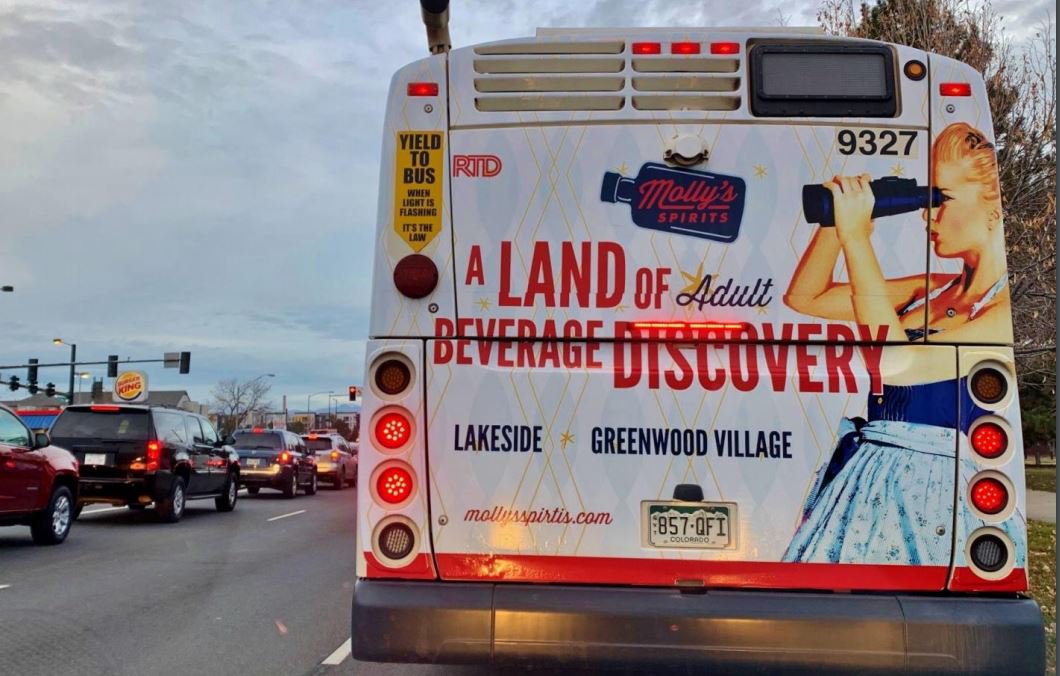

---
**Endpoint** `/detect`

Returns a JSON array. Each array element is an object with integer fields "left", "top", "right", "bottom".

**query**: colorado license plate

[
  {"left": 643, "top": 502, "right": 737, "bottom": 549},
  {"left": 244, "top": 458, "right": 261, "bottom": 468},
  {"left": 83, "top": 453, "right": 108, "bottom": 466}
]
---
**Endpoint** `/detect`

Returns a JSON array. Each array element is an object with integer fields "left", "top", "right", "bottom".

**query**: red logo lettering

[{"left": 453, "top": 154, "right": 502, "bottom": 178}]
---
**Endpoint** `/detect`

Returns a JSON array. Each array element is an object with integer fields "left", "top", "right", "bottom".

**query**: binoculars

[{"left": 802, "top": 177, "right": 944, "bottom": 226}]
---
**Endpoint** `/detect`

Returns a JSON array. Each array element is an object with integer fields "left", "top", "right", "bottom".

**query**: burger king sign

[{"left": 113, "top": 371, "right": 149, "bottom": 403}]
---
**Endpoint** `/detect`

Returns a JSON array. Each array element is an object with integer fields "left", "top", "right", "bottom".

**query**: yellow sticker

[{"left": 393, "top": 131, "right": 444, "bottom": 252}]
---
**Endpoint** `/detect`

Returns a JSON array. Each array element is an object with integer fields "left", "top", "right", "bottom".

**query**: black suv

[
  {"left": 50, "top": 405, "right": 240, "bottom": 522},
  {"left": 231, "top": 428, "right": 317, "bottom": 498}
]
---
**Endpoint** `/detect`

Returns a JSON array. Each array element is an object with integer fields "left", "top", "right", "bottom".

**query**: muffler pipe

[{"left": 420, "top": 0, "right": 451, "bottom": 55}]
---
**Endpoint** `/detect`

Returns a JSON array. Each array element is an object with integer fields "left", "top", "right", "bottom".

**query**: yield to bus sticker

[
  {"left": 601, "top": 162, "right": 746, "bottom": 243},
  {"left": 393, "top": 131, "right": 444, "bottom": 252}
]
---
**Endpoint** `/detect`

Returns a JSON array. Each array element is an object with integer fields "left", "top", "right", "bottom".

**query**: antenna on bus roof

[{"left": 420, "top": 0, "right": 451, "bottom": 55}]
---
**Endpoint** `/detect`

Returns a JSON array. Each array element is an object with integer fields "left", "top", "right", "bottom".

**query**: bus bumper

[{"left": 352, "top": 580, "right": 1045, "bottom": 674}]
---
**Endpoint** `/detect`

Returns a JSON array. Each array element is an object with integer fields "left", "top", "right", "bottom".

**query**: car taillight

[
  {"left": 376, "top": 464, "right": 414, "bottom": 505},
  {"left": 970, "top": 477, "right": 1008, "bottom": 515},
  {"left": 374, "top": 410, "right": 412, "bottom": 450},
  {"left": 393, "top": 254, "right": 438, "bottom": 299},
  {"left": 331, "top": 451, "right": 339, "bottom": 461},
  {"left": 278, "top": 451, "right": 291, "bottom": 464},
  {"left": 970, "top": 367, "right": 1008, "bottom": 405},
  {"left": 146, "top": 440, "right": 162, "bottom": 472},
  {"left": 970, "top": 422, "right": 1008, "bottom": 459},
  {"left": 375, "top": 359, "right": 412, "bottom": 396}
]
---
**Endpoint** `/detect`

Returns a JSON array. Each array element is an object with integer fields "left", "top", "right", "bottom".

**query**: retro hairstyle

[{"left": 932, "top": 122, "right": 1001, "bottom": 205}]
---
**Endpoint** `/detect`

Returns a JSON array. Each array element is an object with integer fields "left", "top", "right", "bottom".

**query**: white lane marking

[
  {"left": 266, "top": 509, "right": 306, "bottom": 522},
  {"left": 81, "top": 506, "right": 128, "bottom": 515},
  {"left": 0, "top": 584, "right": 11, "bottom": 591},
  {"left": 321, "top": 638, "right": 351, "bottom": 665}
]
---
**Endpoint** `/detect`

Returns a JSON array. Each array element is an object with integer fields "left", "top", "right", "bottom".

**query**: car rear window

[
  {"left": 51, "top": 408, "right": 150, "bottom": 442},
  {"left": 304, "top": 438, "right": 334, "bottom": 451},
  {"left": 232, "top": 432, "right": 283, "bottom": 449}
]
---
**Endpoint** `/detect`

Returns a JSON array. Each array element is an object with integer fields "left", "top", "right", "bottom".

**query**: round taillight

[
  {"left": 970, "top": 422, "right": 1008, "bottom": 459},
  {"left": 376, "top": 465, "right": 414, "bottom": 505},
  {"left": 393, "top": 254, "right": 438, "bottom": 299},
  {"left": 970, "top": 367, "right": 1008, "bottom": 405},
  {"left": 374, "top": 411, "right": 412, "bottom": 450},
  {"left": 375, "top": 359, "right": 412, "bottom": 396},
  {"left": 378, "top": 522, "right": 415, "bottom": 560},
  {"left": 970, "top": 477, "right": 1008, "bottom": 515},
  {"left": 969, "top": 533, "right": 1008, "bottom": 572}
]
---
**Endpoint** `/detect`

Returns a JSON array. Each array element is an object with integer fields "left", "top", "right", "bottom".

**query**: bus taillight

[
  {"left": 632, "top": 42, "right": 661, "bottom": 55},
  {"left": 939, "top": 82, "right": 972, "bottom": 96},
  {"left": 970, "top": 421, "right": 1008, "bottom": 459},
  {"left": 710, "top": 42, "right": 740, "bottom": 55},
  {"left": 374, "top": 410, "right": 413, "bottom": 451},
  {"left": 375, "top": 463, "right": 415, "bottom": 506},
  {"left": 393, "top": 254, "right": 438, "bottom": 299},
  {"left": 407, "top": 82, "right": 439, "bottom": 97},
  {"left": 970, "top": 476, "right": 1008, "bottom": 515},
  {"left": 375, "top": 359, "right": 412, "bottom": 396},
  {"left": 671, "top": 42, "right": 700, "bottom": 55}
]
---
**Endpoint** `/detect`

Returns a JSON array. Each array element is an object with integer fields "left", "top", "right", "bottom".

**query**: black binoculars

[{"left": 803, "top": 177, "right": 944, "bottom": 226}]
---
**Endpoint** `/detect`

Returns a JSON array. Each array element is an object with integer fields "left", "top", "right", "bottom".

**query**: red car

[{"left": 0, "top": 404, "right": 79, "bottom": 544}]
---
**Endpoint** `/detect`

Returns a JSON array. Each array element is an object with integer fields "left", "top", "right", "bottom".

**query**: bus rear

[{"left": 353, "top": 5, "right": 1045, "bottom": 673}]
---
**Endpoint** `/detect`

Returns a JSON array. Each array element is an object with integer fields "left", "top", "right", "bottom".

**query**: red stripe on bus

[
  {"left": 364, "top": 552, "right": 435, "bottom": 579},
  {"left": 949, "top": 566, "right": 1028, "bottom": 592},
  {"left": 430, "top": 553, "right": 950, "bottom": 591}
]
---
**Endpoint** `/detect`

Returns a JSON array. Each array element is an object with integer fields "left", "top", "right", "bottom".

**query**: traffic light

[
  {"left": 348, "top": 385, "right": 358, "bottom": 401},
  {"left": 45, "top": 383, "right": 55, "bottom": 397},
  {"left": 27, "top": 358, "right": 38, "bottom": 385},
  {"left": 178, "top": 351, "right": 191, "bottom": 374},
  {"left": 107, "top": 355, "right": 119, "bottom": 378},
  {"left": 8, "top": 375, "right": 19, "bottom": 391}
]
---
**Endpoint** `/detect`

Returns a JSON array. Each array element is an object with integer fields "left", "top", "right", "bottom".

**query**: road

[{"left": 0, "top": 487, "right": 656, "bottom": 676}]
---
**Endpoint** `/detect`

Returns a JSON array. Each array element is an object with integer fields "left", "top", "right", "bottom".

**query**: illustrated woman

[{"left": 781, "top": 122, "right": 1023, "bottom": 565}]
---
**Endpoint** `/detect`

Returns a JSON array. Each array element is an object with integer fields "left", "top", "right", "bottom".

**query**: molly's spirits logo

[{"left": 600, "top": 162, "right": 746, "bottom": 242}]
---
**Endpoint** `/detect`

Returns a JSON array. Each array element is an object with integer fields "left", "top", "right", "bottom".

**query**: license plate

[
  {"left": 643, "top": 501, "right": 737, "bottom": 549},
  {"left": 244, "top": 458, "right": 261, "bottom": 468},
  {"left": 83, "top": 453, "right": 108, "bottom": 466}
]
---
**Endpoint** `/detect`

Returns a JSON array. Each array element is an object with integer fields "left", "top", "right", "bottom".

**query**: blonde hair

[{"left": 932, "top": 122, "right": 1001, "bottom": 206}]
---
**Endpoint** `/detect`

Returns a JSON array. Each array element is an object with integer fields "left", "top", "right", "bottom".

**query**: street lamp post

[
  {"left": 77, "top": 372, "right": 91, "bottom": 395},
  {"left": 53, "top": 338, "right": 76, "bottom": 405},
  {"left": 307, "top": 390, "right": 333, "bottom": 430},
  {"left": 248, "top": 373, "right": 275, "bottom": 427}
]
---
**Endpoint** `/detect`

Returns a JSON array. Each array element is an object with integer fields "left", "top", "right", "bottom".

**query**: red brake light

[
  {"left": 252, "top": 427, "right": 264, "bottom": 433},
  {"left": 939, "top": 82, "right": 972, "bottom": 96},
  {"left": 970, "top": 422, "right": 1008, "bottom": 459},
  {"left": 632, "top": 42, "right": 661, "bottom": 55},
  {"left": 278, "top": 451, "right": 291, "bottom": 464},
  {"left": 307, "top": 434, "right": 319, "bottom": 440},
  {"left": 91, "top": 405, "right": 120, "bottom": 412},
  {"left": 375, "top": 411, "right": 412, "bottom": 450},
  {"left": 376, "top": 465, "right": 414, "bottom": 505},
  {"left": 970, "top": 477, "right": 1008, "bottom": 515},
  {"left": 146, "top": 440, "right": 162, "bottom": 472},
  {"left": 407, "top": 82, "right": 439, "bottom": 97},
  {"left": 393, "top": 254, "right": 439, "bottom": 299},
  {"left": 710, "top": 42, "right": 740, "bottom": 55},
  {"left": 671, "top": 42, "right": 700, "bottom": 55}
]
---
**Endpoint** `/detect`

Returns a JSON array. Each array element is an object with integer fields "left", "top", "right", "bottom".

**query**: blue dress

[{"left": 783, "top": 277, "right": 1025, "bottom": 566}]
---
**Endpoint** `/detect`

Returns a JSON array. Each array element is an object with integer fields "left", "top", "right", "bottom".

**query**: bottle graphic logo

[{"left": 601, "top": 162, "right": 747, "bottom": 243}]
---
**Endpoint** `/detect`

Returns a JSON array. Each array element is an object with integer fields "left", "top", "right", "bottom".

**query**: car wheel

[
  {"left": 306, "top": 472, "right": 317, "bottom": 496},
  {"left": 282, "top": 471, "right": 297, "bottom": 499},
  {"left": 215, "top": 472, "right": 238, "bottom": 512},
  {"left": 30, "top": 486, "right": 73, "bottom": 545},
  {"left": 247, "top": 486, "right": 260, "bottom": 495},
  {"left": 157, "top": 477, "right": 186, "bottom": 523},
  {"left": 334, "top": 470, "right": 345, "bottom": 490}
]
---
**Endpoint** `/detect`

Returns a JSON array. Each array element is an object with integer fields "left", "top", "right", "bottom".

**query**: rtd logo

[{"left": 452, "top": 154, "right": 502, "bottom": 178}]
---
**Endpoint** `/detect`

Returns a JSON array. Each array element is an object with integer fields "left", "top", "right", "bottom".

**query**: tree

[
  {"left": 818, "top": 0, "right": 1057, "bottom": 404},
  {"left": 288, "top": 420, "right": 306, "bottom": 434},
  {"left": 211, "top": 377, "right": 273, "bottom": 436}
]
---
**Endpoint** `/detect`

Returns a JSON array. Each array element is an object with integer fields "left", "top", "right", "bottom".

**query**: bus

[{"left": 352, "top": 2, "right": 1046, "bottom": 672}]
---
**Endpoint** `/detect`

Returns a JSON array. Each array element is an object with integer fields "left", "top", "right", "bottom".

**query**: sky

[{"left": 0, "top": 0, "right": 1052, "bottom": 411}]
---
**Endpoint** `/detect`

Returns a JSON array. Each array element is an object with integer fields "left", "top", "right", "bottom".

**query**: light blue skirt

[{"left": 783, "top": 419, "right": 1026, "bottom": 566}]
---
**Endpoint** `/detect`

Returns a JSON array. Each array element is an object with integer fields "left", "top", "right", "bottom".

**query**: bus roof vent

[{"left": 467, "top": 39, "right": 747, "bottom": 115}]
